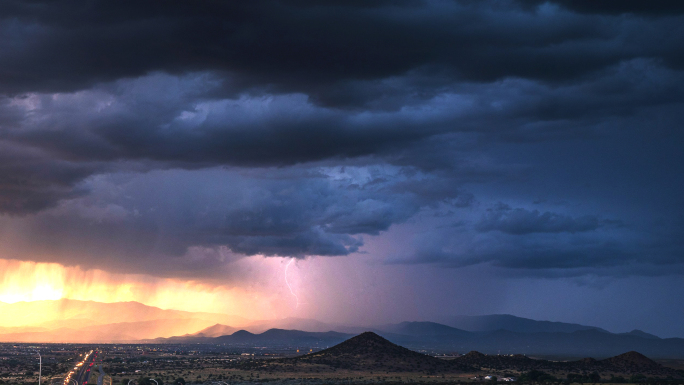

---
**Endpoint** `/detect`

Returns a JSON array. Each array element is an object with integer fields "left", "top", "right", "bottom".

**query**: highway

[
  {"left": 97, "top": 364, "right": 105, "bottom": 385},
  {"left": 63, "top": 350, "right": 100, "bottom": 385}
]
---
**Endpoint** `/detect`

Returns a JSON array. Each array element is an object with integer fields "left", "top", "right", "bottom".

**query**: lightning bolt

[{"left": 285, "top": 258, "right": 306, "bottom": 308}]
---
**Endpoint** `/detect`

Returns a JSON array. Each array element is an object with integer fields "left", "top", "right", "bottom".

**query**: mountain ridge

[
  {"left": 0, "top": 299, "right": 680, "bottom": 358},
  {"left": 439, "top": 314, "right": 609, "bottom": 334},
  {"left": 0, "top": 299, "right": 249, "bottom": 328},
  {"left": 154, "top": 325, "right": 684, "bottom": 359}
]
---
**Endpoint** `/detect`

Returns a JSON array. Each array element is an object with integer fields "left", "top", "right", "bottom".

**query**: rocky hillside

[{"left": 451, "top": 350, "right": 680, "bottom": 377}]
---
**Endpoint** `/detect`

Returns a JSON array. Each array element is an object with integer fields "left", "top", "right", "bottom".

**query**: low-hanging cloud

[{"left": 0, "top": 167, "right": 475, "bottom": 278}]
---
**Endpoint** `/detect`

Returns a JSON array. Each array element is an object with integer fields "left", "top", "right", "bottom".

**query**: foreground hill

[
  {"left": 236, "top": 332, "right": 472, "bottom": 373},
  {"left": 453, "top": 350, "right": 681, "bottom": 378},
  {"left": 601, "top": 351, "right": 667, "bottom": 374},
  {"left": 230, "top": 332, "right": 682, "bottom": 380},
  {"left": 290, "top": 332, "right": 468, "bottom": 371}
]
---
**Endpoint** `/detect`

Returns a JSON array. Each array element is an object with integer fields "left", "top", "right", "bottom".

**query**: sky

[{"left": 0, "top": 0, "right": 683, "bottom": 337}]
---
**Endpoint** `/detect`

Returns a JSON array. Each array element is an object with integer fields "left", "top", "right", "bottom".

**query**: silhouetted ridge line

[
  {"left": 228, "top": 333, "right": 681, "bottom": 378},
  {"left": 451, "top": 350, "right": 678, "bottom": 377},
  {"left": 603, "top": 351, "right": 661, "bottom": 369},
  {"left": 309, "top": 331, "right": 417, "bottom": 357},
  {"left": 235, "top": 332, "right": 472, "bottom": 373}
]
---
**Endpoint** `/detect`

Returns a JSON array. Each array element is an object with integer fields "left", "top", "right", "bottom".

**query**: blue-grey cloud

[
  {"left": 1, "top": 0, "right": 683, "bottom": 98},
  {"left": 518, "top": 0, "right": 684, "bottom": 16},
  {"left": 0, "top": 0, "right": 682, "bottom": 280},
  {"left": 0, "top": 167, "right": 476, "bottom": 278},
  {"left": 476, "top": 203, "right": 600, "bottom": 234}
]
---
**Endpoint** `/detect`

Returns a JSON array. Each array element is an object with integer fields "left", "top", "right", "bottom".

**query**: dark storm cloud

[
  {"left": 408, "top": 241, "right": 631, "bottom": 270},
  {"left": 0, "top": 167, "right": 469, "bottom": 278},
  {"left": 476, "top": 203, "right": 600, "bottom": 234},
  {"left": 0, "top": 0, "right": 683, "bottom": 277},
  {"left": 0, "top": 141, "right": 99, "bottom": 214},
  {"left": 391, "top": 220, "right": 684, "bottom": 276},
  {"left": 1, "top": 0, "right": 684, "bottom": 99},
  {"left": 518, "top": 0, "right": 684, "bottom": 16},
  {"left": 6, "top": 57, "right": 682, "bottom": 170}
]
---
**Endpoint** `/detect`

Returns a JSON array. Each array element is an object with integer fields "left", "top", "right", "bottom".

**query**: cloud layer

[{"left": 0, "top": 0, "right": 682, "bottom": 280}]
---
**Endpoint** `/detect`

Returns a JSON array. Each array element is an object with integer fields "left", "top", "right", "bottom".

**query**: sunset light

[{"left": 0, "top": 257, "right": 310, "bottom": 329}]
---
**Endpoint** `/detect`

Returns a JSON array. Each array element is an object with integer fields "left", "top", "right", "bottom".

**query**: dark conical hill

[
  {"left": 602, "top": 351, "right": 661, "bottom": 370},
  {"left": 241, "top": 332, "right": 472, "bottom": 373},
  {"left": 310, "top": 332, "right": 422, "bottom": 359},
  {"left": 295, "top": 332, "right": 458, "bottom": 371}
]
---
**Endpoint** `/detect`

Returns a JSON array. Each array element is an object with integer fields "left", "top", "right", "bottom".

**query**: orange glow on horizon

[
  {"left": 0, "top": 257, "right": 306, "bottom": 330},
  {"left": 0, "top": 258, "right": 227, "bottom": 309}
]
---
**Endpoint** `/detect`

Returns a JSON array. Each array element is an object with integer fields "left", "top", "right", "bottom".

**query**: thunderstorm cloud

[{"left": 0, "top": 0, "right": 682, "bottom": 281}]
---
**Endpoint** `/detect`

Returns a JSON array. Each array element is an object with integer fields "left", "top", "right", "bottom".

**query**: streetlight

[{"left": 36, "top": 351, "right": 41, "bottom": 385}]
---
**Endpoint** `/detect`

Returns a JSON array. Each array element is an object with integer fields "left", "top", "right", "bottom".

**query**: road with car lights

[{"left": 63, "top": 350, "right": 100, "bottom": 385}]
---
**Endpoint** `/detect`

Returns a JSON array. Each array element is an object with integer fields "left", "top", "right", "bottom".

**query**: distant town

[{"left": 1, "top": 332, "right": 683, "bottom": 385}]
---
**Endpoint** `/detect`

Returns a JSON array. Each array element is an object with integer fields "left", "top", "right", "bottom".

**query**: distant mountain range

[
  {"left": 0, "top": 318, "right": 218, "bottom": 343},
  {"left": 0, "top": 299, "right": 249, "bottom": 342},
  {"left": 438, "top": 314, "right": 609, "bottom": 333},
  {"left": 0, "top": 299, "right": 249, "bottom": 328},
  {"left": 216, "top": 329, "right": 349, "bottom": 346},
  {"left": 156, "top": 322, "right": 684, "bottom": 359},
  {"left": 192, "top": 323, "right": 239, "bottom": 337},
  {"left": 0, "top": 299, "right": 682, "bottom": 359},
  {"left": 243, "top": 318, "right": 336, "bottom": 333},
  {"left": 153, "top": 327, "right": 351, "bottom": 347},
  {"left": 376, "top": 322, "right": 684, "bottom": 359},
  {"left": 376, "top": 321, "right": 471, "bottom": 337}
]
